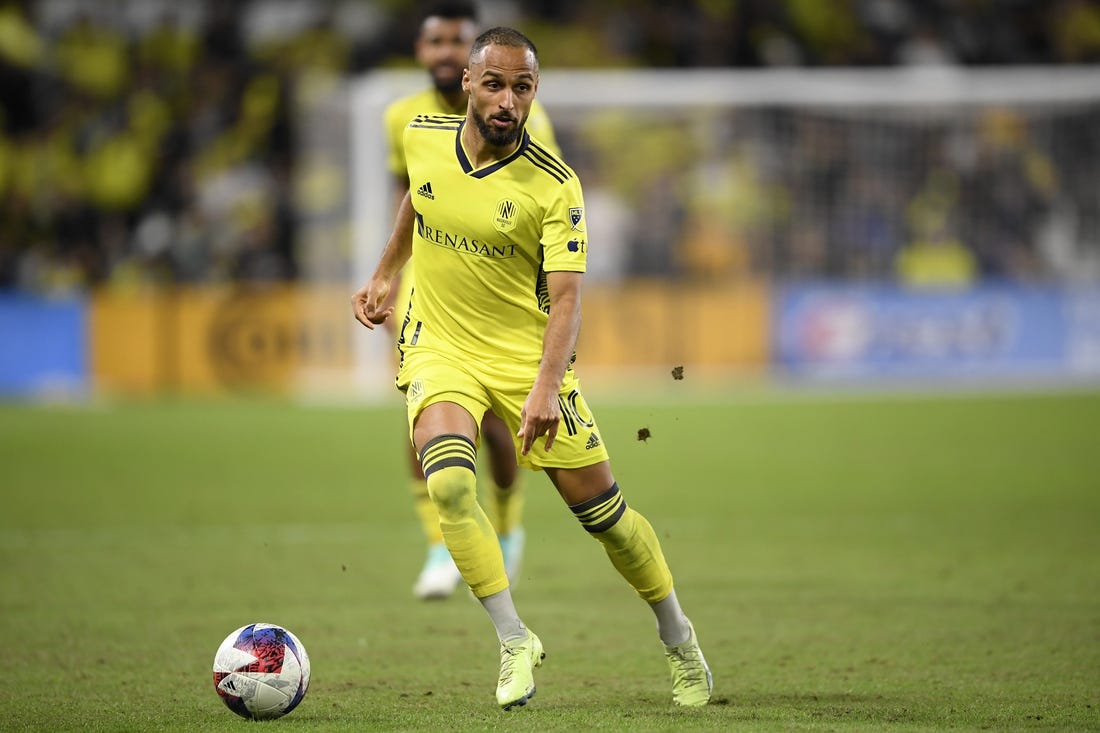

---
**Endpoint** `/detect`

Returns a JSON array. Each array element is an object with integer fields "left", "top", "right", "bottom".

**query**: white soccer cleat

[
  {"left": 496, "top": 629, "right": 544, "bottom": 709},
  {"left": 664, "top": 620, "right": 713, "bottom": 707},
  {"left": 413, "top": 543, "right": 463, "bottom": 600}
]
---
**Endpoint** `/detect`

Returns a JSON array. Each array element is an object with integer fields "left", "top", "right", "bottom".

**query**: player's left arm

[
  {"left": 518, "top": 270, "right": 582, "bottom": 456},
  {"left": 518, "top": 171, "right": 587, "bottom": 454}
]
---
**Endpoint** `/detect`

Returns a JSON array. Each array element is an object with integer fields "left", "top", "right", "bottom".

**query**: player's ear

[{"left": 461, "top": 69, "right": 471, "bottom": 92}]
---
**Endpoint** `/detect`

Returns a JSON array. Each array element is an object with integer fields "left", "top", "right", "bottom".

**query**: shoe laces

[
  {"left": 667, "top": 645, "right": 707, "bottom": 688},
  {"left": 498, "top": 644, "right": 523, "bottom": 686}
]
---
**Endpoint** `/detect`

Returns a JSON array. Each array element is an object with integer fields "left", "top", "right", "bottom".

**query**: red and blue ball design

[{"left": 212, "top": 623, "right": 310, "bottom": 720}]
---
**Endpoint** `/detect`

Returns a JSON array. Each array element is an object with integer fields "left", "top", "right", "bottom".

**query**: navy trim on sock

[
  {"left": 569, "top": 483, "right": 627, "bottom": 533},
  {"left": 420, "top": 434, "right": 477, "bottom": 478},
  {"left": 569, "top": 483, "right": 620, "bottom": 514}
]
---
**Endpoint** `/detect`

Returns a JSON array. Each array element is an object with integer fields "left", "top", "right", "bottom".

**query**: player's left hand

[
  {"left": 352, "top": 278, "right": 393, "bottom": 330},
  {"left": 518, "top": 385, "right": 560, "bottom": 455}
]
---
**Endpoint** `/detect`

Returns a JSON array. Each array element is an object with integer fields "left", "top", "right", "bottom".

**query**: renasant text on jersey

[{"left": 417, "top": 217, "right": 520, "bottom": 259}]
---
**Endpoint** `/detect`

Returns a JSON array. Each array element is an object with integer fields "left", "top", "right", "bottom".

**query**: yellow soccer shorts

[{"left": 397, "top": 348, "right": 610, "bottom": 470}]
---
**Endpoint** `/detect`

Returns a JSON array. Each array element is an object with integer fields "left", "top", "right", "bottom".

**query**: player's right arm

[
  {"left": 381, "top": 101, "right": 415, "bottom": 334},
  {"left": 376, "top": 174, "right": 412, "bottom": 330},
  {"left": 352, "top": 191, "right": 416, "bottom": 329}
]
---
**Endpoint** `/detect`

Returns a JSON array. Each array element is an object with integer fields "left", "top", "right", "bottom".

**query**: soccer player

[
  {"left": 352, "top": 27, "right": 712, "bottom": 710},
  {"left": 382, "top": 1, "right": 558, "bottom": 600}
]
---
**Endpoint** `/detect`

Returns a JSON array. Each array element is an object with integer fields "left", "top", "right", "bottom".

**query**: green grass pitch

[{"left": 1, "top": 387, "right": 1098, "bottom": 731}]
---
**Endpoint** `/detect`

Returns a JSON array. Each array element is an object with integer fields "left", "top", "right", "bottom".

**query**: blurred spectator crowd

[
  {"left": 1, "top": 0, "right": 1099, "bottom": 294},
  {"left": 601, "top": 104, "right": 1100, "bottom": 285}
]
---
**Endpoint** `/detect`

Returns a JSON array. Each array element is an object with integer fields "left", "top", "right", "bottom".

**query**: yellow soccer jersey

[
  {"left": 384, "top": 89, "right": 558, "bottom": 179},
  {"left": 384, "top": 90, "right": 558, "bottom": 341},
  {"left": 399, "top": 114, "right": 587, "bottom": 377}
]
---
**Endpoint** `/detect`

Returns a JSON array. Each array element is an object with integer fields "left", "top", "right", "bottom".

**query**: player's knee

[{"left": 425, "top": 465, "right": 477, "bottom": 517}]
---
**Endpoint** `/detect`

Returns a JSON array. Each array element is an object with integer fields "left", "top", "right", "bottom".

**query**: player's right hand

[{"left": 352, "top": 278, "right": 393, "bottom": 330}]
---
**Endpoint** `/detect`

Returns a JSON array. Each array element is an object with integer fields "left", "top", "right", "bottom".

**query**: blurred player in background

[
  {"left": 355, "top": 26, "right": 711, "bottom": 710},
  {"left": 381, "top": 1, "right": 560, "bottom": 600}
]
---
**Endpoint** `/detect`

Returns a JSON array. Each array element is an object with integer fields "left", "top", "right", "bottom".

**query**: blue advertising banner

[
  {"left": 0, "top": 295, "right": 87, "bottom": 396},
  {"left": 1063, "top": 287, "right": 1100, "bottom": 375},
  {"left": 774, "top": 284, "right": 1100, "bottom": 380}
]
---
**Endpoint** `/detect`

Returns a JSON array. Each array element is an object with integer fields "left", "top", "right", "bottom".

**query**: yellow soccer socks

[
  {"left": 569, "top": 483, "right": 673, "bottom": 603},
  {"left": 410, "top": 478, "right": 443, "bottom": 545},
  {"left": 488, "top": 473, "right": 525, "bottom": 537},
  {"left": 421, "top": 434, "right": 509, "bottom": 598}
]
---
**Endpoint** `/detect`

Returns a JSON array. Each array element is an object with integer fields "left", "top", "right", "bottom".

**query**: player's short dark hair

[
  {"left": 421, "top": 1, "right": 478, "bottom": 23},
  {"left": 470, "top": 27, "right": 538, "bottom": 65}
]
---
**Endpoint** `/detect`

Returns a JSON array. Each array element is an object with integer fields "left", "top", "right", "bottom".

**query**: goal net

[{"left": 300, "top": 67, "right": 1100, "bottom": 397}]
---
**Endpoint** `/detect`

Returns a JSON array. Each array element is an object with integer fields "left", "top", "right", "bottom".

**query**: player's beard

[
  {"left": 433, "top": 75, "right": 463, "bottom": 96},
  {"left": 431, "top": 66, "right": 463, "bottom": 96},
  {"left": 473, "top": 109, "right": 523, "bottom": 148}
]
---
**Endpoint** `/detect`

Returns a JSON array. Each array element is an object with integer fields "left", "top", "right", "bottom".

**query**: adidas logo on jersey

[
  {"left": 416, "top": 181, "right": 435, "bottom": 200},
  {"left": 585, "top": 432, "right": 602, "bottom": 450}
]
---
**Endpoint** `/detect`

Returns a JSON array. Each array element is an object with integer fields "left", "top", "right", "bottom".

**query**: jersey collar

[{"left": 455, "top": 120, "right": 531, "bottom": 179}]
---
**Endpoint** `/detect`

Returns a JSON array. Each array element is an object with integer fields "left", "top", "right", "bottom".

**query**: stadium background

[
  {"left": 2, "top": 3, "right": 1100, "bottom": 730},
  {"left": 1, "top": 0, "right": 1099, "bottom": 396}
]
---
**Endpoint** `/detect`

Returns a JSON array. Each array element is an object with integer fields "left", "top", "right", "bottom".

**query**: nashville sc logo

[
  {"left": 494, "top": 198, "right": 518, "bottom": 233},
  {"left": 407, "top": 378, "right": 424, "bottom": 406},
  {"left": 416, "top": 181, "right": 435, "bottom": 200},
  {"left": 416, "top": 212, "right": 518, "bottom": 259}
]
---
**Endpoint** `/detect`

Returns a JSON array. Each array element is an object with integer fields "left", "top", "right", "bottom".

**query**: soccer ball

[{"left": 212, "top": 622, "right": 311, "bottom": 720}]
